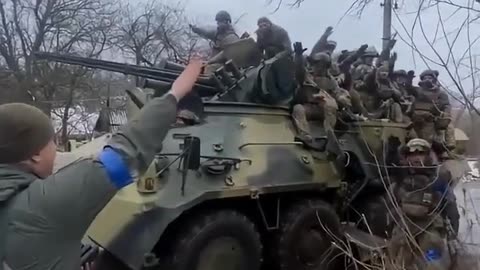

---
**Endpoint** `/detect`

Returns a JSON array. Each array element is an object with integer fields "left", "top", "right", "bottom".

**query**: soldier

[
  {"left": 390, "top": 138, "right": 452, "bottom": 269},
  {"left": 190, "top": 11, "right": 239, "bottom": 74},
  {"left": 1, "top": 60, "right": 202, "bottom": 270},
  {"left": 392, "top": 69, "right": 416, "bottom": 120},
  {"left": 354, "top": 61, "right": 403, "bottom": 122},
  {"left": 374, "top": 64, "right": 403, "bottom": 122},
  {"left": 411, "top": 70, "right": 455, "bottom": 157},
  {"left": 190, "top": 11, "right": 239, "bottom": 58},
  {"left": 351, "top": 45, "right": 379, "bottom": 82},
  {"left": 291, "top": 42, "right": 351, "bottom": 143},
  {"left": 331, "top": 44, "right": 369, "bottom": 116},
  {"left": 255, "top": 17, "right": 292, "bottom": 59},
  {"left": 391, "top": 69, "right": 416, "bottom": 97}
]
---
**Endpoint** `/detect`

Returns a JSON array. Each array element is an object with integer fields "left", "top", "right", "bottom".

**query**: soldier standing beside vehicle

[
  {"left": 1, "top": 60, "right": 203, "bottom": 270},
  {"left": 190, "top": 11, "right": 239, "bottom": 74},
  {"left": 391, "top": 138, "right": 454, "bottom": 269}
]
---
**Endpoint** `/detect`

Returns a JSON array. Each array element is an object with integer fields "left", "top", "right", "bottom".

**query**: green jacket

[{"left": 2, "top": 93, "right": 178, "bottom": 270}]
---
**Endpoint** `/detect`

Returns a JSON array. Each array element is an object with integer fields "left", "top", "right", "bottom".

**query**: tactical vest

[
  {"left": 397, "top": 171, "right": 442, "bottom": 218},
  {"left": 376, "top": 81, "right": 397, "bottom": 101},
  {"left": 412, "top": 88, "right": 442, "bottom": 123},
  {"left": 211, "top": 28, "right": 239, "bottom": 55},
  {"left": 295, "top": 74, "right": 331, "bottom": 104},
  {"left": 313, "top": 75, "right": 337, "bottom": 95}
]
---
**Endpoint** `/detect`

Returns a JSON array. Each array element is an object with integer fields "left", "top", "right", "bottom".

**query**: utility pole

[{"left": 380, "top": 0, "right": 398, "bottom": 50}]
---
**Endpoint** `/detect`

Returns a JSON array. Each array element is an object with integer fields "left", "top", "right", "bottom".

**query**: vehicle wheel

[
  {"left": 275, "top": 199, "right": 342, "bottom": 270},
  {"left": 355, "top": 195, "right": 393, "bottom": 238},
  {"left": 166, "top": 210, "right": 263, "bottom": 270}
]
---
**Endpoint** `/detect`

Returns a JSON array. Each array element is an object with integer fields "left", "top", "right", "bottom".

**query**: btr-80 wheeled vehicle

[{"left": 36, "top": 41, "right": 413, "bottom": 270}]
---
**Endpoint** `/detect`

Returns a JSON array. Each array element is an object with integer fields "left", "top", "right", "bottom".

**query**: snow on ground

[{"left": 51, "top": 106, "right": 100, "bottom": 135}]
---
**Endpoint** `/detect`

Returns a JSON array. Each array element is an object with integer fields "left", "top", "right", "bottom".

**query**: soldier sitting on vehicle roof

[
  {"left": 190, "top": 11, "right": 240, "bottom": 75},
  {"left": 255, "top": 17, "right": 292, "bottom": 59},
  {"left": 355, "top": 61, "right": 403, "bottom": 123},
  {"left": 291, "top": 42, "right": 352, "bottom": 145},
  {"left": 391, "top": 69, "right": 416, "bottom": 122},
  {"left": 411, "top": 70, "right": 456, "bottom": 158}
]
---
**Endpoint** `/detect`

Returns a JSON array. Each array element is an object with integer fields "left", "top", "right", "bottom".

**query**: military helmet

[
  {"left": 392, "top": 69, "right": 408, "bottom": 77},
  {"left": 310, "top": 52, "right": 331, "bottom": 63},
  {"left": 215, "top": 10, "right": 231, "bottom": 22},
  {"left": 406, "top": 138, "right": 431, "bottom": 153},
  {"left": 362, "top": 45, "right": 379, "bottom": 57},
  {"left": 420, "top": 69, "right": 439, "bottom": 80}
]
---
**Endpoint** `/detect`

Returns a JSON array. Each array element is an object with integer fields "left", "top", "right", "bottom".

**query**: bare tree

[
  {"left": 0, "top": 0, "right": 117, "bottom": 105},
  {"left": 114, "top": 0, "right": 198, "bottom": 68}
]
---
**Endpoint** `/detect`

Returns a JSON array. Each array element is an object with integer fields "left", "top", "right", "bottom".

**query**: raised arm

[
  {"left": 310, "top": 26, "right": 333, "bottom": 57},
  {"left": 35, "top": 59, "right": 203, "bottom": 229},
  {"left": 190, "top": 24, "right": 217, "bottom": 41}
]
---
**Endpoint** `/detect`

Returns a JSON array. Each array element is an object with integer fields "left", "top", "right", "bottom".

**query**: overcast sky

[{"left": 183, "top": 0, "right": 384, "bottom": 54}]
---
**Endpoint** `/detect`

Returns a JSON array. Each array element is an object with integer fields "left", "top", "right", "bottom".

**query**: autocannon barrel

[{"left": 33, "top": 52, "right": 217, "bottom": 88}]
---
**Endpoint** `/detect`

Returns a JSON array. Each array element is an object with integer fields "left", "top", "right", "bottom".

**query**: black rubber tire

[
  {"left": 275, "top": 199, "right": 342, "bottom": 270},
  {"left": 165, "top": 210, "right": 263, "bottom": 270},
  {"left": 355, "top": 195, "right": 394, "bottom": 238}
]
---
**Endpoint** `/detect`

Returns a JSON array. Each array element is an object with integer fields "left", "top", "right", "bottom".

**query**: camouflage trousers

[
  {"left": 292, "top": 93, "right": 338, "bottom": 136},
  {"left": 349, "top": 88, "right": 369, "bottom": 115}
]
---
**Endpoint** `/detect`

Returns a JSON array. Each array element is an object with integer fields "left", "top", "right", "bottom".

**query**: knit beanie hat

[{"left": 0, "top": 103, "right": 55, "bottom": 163}]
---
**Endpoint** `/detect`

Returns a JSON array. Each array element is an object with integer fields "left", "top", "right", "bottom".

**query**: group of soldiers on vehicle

[
  {"left": 191, "top": 10, "right": 461, "bottom": 267},
  {"left": 0, "top": 9, "right": 463, "bottom": 270},
  {"left": 191, "top": 11, "right": 456, "bottom": 161}
]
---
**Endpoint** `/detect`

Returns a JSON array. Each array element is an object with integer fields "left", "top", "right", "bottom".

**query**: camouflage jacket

[
  {"left": 352, "top": 63, "right": 374, "bottom": 82},
  {"left": 192, "top": 25, "right": 240, "bottom": 57},
  {"left": 3, "top": 93, "right": 178, "bottom": 270},
  {"left": 412, "top": 86, "right": 451, "bottom": 116},
  {"left": 257, "top": 24, "right": 292, "bottom": 59}
]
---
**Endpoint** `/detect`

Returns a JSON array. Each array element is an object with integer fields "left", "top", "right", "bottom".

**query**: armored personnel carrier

[{"left": 36, "top": 41, "right": 412, "bottom": 270}]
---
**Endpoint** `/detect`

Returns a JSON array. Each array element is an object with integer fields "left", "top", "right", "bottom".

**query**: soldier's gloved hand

[
  {"left": 335, "top": 74, "right": 345, "bottom": 85},
  {"left": 324, "top": 26, "right": 334, "bottom": 37},
  {"left": 407, "top": 70, "right": 415, "bottom": 86},
  {"left": 391, "top": 52, "right": 397, "bottom": 62},
  {"left": 359, "top": 44, "right": 368, "bottom": 52},
  {"left": 293, "top": 42, "right": 307, "bottom": 55},
  {"left": 169, "top": 58, "right": 202, "bottom": 102}
]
